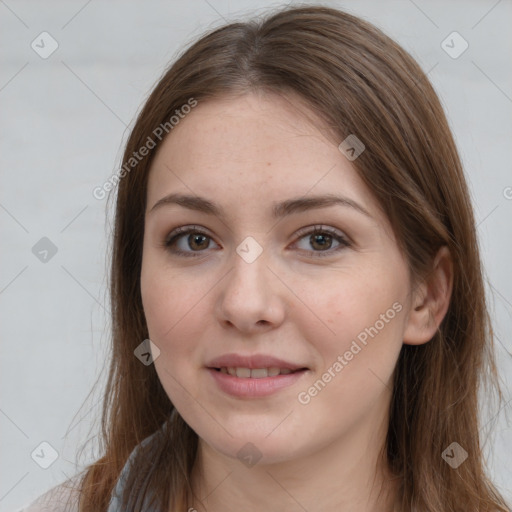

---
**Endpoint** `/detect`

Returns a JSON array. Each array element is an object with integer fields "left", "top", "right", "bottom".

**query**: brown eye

[
  {"left": 293, "top": 225, "right": 350, "bottom": 258},
  {"left": 164, "top": 226, "right": 218, "bottom": 257},
  {"left": 163, "top": 224, "right": 350, "bottom": 259},
  {"left": 186, "top": 233, "right": 210, "bottom": 251}
]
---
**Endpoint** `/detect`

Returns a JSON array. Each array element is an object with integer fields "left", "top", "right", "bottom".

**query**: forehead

[{"left": 146, "top": 92, "right": 380, "bottom": 220}]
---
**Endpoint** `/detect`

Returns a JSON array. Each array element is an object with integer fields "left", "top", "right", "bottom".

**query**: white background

[{"left": 1, "top": 1, "right": 511, "bottom": 510}]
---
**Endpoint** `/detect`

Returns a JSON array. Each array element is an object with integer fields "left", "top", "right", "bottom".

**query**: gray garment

[
  {"left": 106, "top": 426, "right": 163, "bottom": 511},
  {"left": 19, "top": 425, "right": 165, "bottom": 512}
]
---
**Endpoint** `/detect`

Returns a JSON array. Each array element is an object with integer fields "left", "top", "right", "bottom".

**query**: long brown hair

[{"left": 71, "top": 5, "right": 510, "bottom": 511}]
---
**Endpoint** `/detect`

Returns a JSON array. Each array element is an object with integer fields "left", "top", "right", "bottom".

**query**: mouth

[
  {"left": 205, "top": 354, "right": 309, "bottom": 397},
  {"left": 206, "top": 366, "right": 309, "bottom": 398},
  {"left": 210, "top": 366, "right": 308, "bottom": 378}
]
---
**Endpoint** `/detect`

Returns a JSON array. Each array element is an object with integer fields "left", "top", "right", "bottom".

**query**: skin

[{"left": 140, "top": 90, "right": 453, "bottom": 512}]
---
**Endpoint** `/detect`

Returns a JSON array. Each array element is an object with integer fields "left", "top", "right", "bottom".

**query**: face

[{"left": 140, "top": 91, "right": 413, "bottom": 465}]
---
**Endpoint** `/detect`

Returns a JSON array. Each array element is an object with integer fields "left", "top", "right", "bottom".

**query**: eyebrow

[{"left": 148, "top": 193, "right": 372, "bottom": 219}]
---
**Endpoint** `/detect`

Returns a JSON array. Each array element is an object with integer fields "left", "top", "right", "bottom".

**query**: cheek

[
  {"left": 141, "top": 258, "right": 190, "bottom": 348},
  {"left": 140, "top": 258, "right": 220, "bottom": 373},
  {"left": 304, "top": 269, "right": 407, "bottom": 381},
  {"left": 295, "top": 277, "right": 405, "bottom": 430},
  {"left": 140, "top": 266, "right": 207, "bottom": 408}
]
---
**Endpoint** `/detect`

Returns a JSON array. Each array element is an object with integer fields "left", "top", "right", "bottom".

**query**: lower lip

[{"left": 207, "top": 368, "right": 308, "bottom": 398}]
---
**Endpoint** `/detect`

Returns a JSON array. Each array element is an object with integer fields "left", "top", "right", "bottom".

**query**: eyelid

[
  {"left": 293, "top": 224, "right": 351, "bottom": 243},
  {"left": 164, "top": 225, "right": 211, "bottom": 244}
]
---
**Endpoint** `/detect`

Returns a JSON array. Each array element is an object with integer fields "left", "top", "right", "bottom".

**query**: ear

[{"left": 403, "top": 246, "right": 453, "bottom": 345}]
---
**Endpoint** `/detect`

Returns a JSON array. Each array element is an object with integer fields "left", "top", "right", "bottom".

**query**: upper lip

[{"left": 206, "top": 353, "right": 307, "bottom": 371}]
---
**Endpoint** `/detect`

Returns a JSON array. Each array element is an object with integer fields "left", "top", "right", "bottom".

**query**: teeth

[
  {"left": 219, "top": 367, "right": 297, "bottom": 378},
  {"left": 236, "top": 367, "right": 251, "bottom": 378},
  {"left": 250, "top": 368, "right": 268, "bottom": 378}
]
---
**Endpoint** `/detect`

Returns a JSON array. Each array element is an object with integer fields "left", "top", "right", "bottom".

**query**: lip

[
  {"left": 206, "top": 353, "right": 306, "bottom": 371},
  {"left": 205, "top": 353, "right": 309, "bottom": 398},
  {"left": 207, "top": 367, "right": 308, "bottom": 398}
]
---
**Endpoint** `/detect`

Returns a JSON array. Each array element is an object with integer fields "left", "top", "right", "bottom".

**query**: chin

[
  {"left": 196, "top": 424, "right": 312, "bottom": 468},
  {"left": 214, "top": 438, "right": 298, "bottom": 466}
]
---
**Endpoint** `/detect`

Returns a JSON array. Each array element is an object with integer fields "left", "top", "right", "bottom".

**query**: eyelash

[{"left": 162, "top": 224, "right": 351, "bottom": 259}]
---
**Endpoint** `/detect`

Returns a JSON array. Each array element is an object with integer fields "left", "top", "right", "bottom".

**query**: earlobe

[{"left": 403, "top": 246, "right": 454, "bottom": 346}]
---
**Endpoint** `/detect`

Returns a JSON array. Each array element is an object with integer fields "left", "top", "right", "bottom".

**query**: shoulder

[
  {"left": 16, "top": 473, "right": 82, "bottom": 512},
  {"left": 17, "top": 422, "right": 170, "bottom": 512}
]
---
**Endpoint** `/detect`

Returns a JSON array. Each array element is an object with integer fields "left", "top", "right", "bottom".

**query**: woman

[{"left": 21, "top": 4, "right": 510, "bottom": 512}]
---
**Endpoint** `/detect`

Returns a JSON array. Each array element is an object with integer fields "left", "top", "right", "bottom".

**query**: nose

[{"left": 215, "top": 246, "right": 286, "bottom": 334}]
